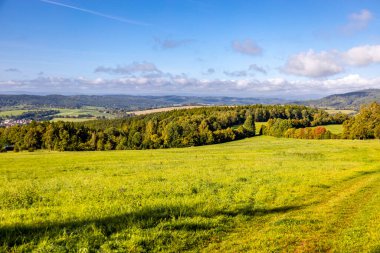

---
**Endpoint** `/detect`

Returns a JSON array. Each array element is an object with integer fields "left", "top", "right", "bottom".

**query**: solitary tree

[{"left": 243, "top": 115, "right": 255, "bottom": 136}]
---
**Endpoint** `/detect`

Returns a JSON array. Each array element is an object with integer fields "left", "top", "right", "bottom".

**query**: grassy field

[
  {"left": 0, "top": 106, "right": 116, "bottom": 121},
  {"left": 0, "top": 109, "right": 30, "bottom": 117},
  {"left": 325, "top": 109, "right": 357, "bottom": 115},
  {"left": 54, "top": 107, "right": 109, "bottom": 118},
  {"left": 0, "top": 136, "right": 379, "bottom": 252}
]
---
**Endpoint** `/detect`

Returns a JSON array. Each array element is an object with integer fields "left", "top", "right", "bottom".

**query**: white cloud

[
  {"left": 344, "top": 45, "right": 380, "bottom": 66},
  {"left": 231, "top": 39, "right": 262, "bottom": 56},
  {"left": 282, "top": 50, "right": 343, "bottom": 78},
  {"left": 341, "top": 9, "right": 373, "bottom": 34},
  {"left": 320, "top": 74, "right": 380, "bottom": 90},
  {"left": 283, "top": 44, "right": 380, "bottom": 78}
]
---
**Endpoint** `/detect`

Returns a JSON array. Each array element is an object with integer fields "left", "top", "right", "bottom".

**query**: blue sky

[{"left": 1, "top": 0, "right": 380, "bottom": 98}]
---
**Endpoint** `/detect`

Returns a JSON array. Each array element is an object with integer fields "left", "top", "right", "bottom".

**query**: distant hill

[
  {"left": 297, "top": 89, "right": 380, "bottom": 110},
  {"left": 0, "top": 94, "right": 287, "bottom": 110},
  {"left": 1, "top": 90, "right": 379, "bottom": 111}
]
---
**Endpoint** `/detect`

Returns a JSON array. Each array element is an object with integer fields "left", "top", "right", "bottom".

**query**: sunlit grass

[
  {"left": 255, "top": 122, "right": 267, "bottom": 134},
  {"left": 0, "top": 136, "right": 379, "bottom": 252},
  {"left": 325, "top": 109, "right": 356, "bottom": 115}
]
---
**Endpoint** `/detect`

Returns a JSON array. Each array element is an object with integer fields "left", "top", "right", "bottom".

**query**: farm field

[
  {"left": 325, "top": 109, "right": 357, "bottom": 115},
  {"left": 53, "top": 107, "right": 112, "bottom": 118},
  {"left": 0, "top": 136, "right": 380, "bottom": 252},
  {"left": 0, "top": 106, "right": 117, "bottom": 121},
  {"left": 0, "top": 109, "right": 30, "bottom": 117}
]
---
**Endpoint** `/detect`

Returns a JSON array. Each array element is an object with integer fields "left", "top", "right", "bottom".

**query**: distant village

[{"left": 0, "top": 119, "right": 32, "bottom": 127}]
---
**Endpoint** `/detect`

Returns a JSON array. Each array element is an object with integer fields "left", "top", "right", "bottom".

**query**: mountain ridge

[{"left": 297, "top": 89, "right": 380, "bottom": 109}]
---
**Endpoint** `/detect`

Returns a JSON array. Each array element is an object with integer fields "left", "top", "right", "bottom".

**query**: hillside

[
  {"left": 1, "top": 136, "right": 379, "bottom": 252},
  {"left": 299, "top": 89, "right": 380, "bottom": 109},
  {"left": 0, "top": 94, "right": 287, "bottom": 110},
  {"left": 1, "top": 89, "right": 379, "bottom": 111}
]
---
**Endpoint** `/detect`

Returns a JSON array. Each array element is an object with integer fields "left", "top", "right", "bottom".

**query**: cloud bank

[{"left": 2, "top": 73, "right": 379, "bottom": 97}]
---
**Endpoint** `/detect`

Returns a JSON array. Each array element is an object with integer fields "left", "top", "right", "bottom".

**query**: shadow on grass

[
  {"left": 356, "top": 169, "right": 380, "bottom": 176},
  {"left": 342, "top": 168, "right": 380, "bottom": 182},
  {"left": 0, "top": 204, "right": 304, "bottom": 248}
]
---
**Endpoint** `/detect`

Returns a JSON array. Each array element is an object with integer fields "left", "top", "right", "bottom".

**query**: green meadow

[
  {"left": 0, "top": 110, "right": 30, "bottom": 117},
  {"left": 325, "top": 109, "right": 357, "bottom": 115},
  {"left": 54, "top": 107, "right": 113, "bottom": 118},
  {"left": 1, "top": 136, "right": 379, "bottom": 252}
]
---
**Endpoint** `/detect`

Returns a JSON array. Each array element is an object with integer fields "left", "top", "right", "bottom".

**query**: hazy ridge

[{"left": 0, "top": 89, "right": 379, "bottom": 111}]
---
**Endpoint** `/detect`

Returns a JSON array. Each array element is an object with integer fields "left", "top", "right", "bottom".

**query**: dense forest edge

[{"left": 1, "top": 102, "right": 378, "bottom": 152}]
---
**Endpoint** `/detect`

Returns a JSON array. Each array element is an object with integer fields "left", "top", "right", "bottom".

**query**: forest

[{"left": 0, "top": 103, "right": 378, "bottom": 152}]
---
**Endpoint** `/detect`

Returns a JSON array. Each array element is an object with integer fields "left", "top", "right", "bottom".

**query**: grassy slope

[{"left": 0, "top": 137, "right": 379, "bottom": 252}]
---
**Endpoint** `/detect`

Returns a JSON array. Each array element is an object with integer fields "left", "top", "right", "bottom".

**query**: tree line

[
  {"left": 261, "top": 102, "right": 379, "bottom": 140},
  {"left": 3, "top": 103, "right": 375, "bottom": 152},
  {"left": 0, "top": 105, "right": 322, "bottom": 151},
  {"left": 342, "top": 102, "right": 380, "bottom": 139}
]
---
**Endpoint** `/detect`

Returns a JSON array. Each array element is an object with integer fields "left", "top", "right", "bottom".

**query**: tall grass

[{"left": 0, "top": 136, "right": 379, "bottom": 252}]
